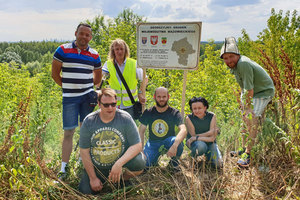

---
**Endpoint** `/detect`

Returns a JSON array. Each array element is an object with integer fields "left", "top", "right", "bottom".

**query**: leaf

[{"left": 11, "top": 168, "right": 17, "bottom": 176}]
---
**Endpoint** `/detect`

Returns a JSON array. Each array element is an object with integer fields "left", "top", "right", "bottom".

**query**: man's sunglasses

[{"left": 100, "top": 102, "right": 117, "bottom": 108}]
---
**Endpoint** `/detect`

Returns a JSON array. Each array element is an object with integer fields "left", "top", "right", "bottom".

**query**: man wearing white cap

[{"left": 220, "top": 37, "right": 275, "bottom": 168}]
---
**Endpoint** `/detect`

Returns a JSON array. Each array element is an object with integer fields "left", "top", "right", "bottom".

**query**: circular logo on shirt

[
  {"left": 90, "top": 127, "right": 125, "bottom": 167},
  {"left": 152, "top": 119, "right": 169, "bottom": 137}
]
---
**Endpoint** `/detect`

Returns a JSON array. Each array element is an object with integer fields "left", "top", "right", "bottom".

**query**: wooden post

[
  {"left": 141, "top": 67, "right": 147, "bottom": 111},
  {"left": 181, "top": 70, "right": 188, "bottom": 118}
]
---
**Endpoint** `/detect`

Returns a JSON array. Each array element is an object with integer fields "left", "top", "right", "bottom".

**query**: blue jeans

[
  {"left": 144, "top": 136, "right": 184, "bottom": 167},
  {"left": 62, "top": 93, "right": 95, "bottom": 130},
  {"left": 189, "top": 141, "right": 222, "bottom": 168}
]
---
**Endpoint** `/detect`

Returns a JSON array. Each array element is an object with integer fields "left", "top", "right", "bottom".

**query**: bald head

[
  {"left": 154, "top": 87, "right": 169, "bottom": 96},
  {"left": 154, "top": 87, "right": 169, "bottom": 108}
]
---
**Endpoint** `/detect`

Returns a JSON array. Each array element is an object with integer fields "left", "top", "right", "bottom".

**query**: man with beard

[
  {"left": 138, "top": 87, "right": 187, "bottom": 171},
  {"left": 220, "top": 36, "right": 274, "bottom": 168}
]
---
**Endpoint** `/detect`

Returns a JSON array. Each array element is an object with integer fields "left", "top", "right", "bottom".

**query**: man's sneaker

[
  {"left": 230, "top": 147, "right": 245, "bottom": 157},
  {"left": 57, "top": 164, "right": 69, "bottom": 181},
  {"left": 237, "top": 153, "right": 250, "bottom": 168},
  {"left": 57, "top": 171, "right": 67, "bottom": 181}
]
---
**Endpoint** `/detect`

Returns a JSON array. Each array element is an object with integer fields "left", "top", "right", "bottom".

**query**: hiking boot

[
  {"left": 230, "top": 147, "right": 245, "bottom": 157},
  {"left": 237, "top": 153, "right": 250, "bottom": 168}
]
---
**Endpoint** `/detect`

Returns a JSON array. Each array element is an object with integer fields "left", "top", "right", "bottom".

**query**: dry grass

[{"left": 77, "top": 151, "right": 299, "bottom": 200}]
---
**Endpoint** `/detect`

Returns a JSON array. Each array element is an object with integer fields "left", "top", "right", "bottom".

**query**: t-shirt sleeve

[
  {"left": 136, "top": 67, "right": 143, "bottom": 81},
  {"left": 174, "top": 110, "right": 184, "bottom": 126},
  {"left": 79, "top": 119, "right": 92, "bottom": 149},
  {"left": 53, "top": 46, "right": 64, "bottom": 62},
  {"left": 139, "top": 109, "right": 149, "bottom": 125},
  {"left": 102, "top": 61, "right": 109, "bottom": 73},
  {"left": 94, "top": 56, "right": 102, "bottom": 69},
  {"left": 239, "top": 62, "right": 254, "bottom": 91},
  {"left": 124, "top": 115, "right": 141, "bottom": 146}
]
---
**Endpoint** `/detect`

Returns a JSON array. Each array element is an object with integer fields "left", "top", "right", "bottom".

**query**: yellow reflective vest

[{"left": 107, "top": 58, "right": 138, "bottom": 106}]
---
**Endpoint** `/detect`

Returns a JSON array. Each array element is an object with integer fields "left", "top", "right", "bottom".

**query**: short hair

[
  {"left": 108, "top": 38, "right": 130, "bottom": 60},
  {"left": 76, "top": 23, "right": 92, "bottom": 32},
  {"left": 97, "top": 88, "right": 117, "bottom": 103},
  {"left": 188, "top": 96, "right": 209, "bottom": 110},
  {"left": 154, "top": 87, "right": 169, "bottom": 96}
]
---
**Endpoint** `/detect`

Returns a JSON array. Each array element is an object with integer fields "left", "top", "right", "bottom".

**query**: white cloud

[
  {"left": 0, "top": 0, "right": 298, "bottom": 42},
  {"left": 0, "top": 8, "right": 100, "bottom": 42}
]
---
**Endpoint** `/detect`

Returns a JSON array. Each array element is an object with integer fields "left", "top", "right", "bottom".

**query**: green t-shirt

[
  {"left": 79, "top": 109, "right": 140, "bottom": 169},
  {"left": 230, "top": 55, "right": 275, "bottom": 98}
]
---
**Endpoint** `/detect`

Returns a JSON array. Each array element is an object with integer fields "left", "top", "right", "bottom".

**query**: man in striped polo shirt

[{"left": 52, "top": 23, "right": 102, "bottom": 179}]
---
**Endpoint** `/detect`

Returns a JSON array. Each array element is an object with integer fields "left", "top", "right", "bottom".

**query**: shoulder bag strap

[{"left": 113, "top": 61, "right": 135, "bottom": 104}]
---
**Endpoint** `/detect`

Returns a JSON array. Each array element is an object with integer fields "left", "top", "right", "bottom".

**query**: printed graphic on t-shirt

[
  {"left": 90, "top": 127, "right": 125, "bottom": 167},
  {"left": 152, "top": 119, "right": 169, "bottom": 137}
]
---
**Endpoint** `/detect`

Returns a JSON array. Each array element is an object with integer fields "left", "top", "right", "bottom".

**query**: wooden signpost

[{"left": 136, "top": 22, "right": 202, "bottom": 117}]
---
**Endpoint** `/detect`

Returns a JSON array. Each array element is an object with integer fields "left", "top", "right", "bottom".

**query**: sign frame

[{"left": 136, "top": 22, "right": 202, "bottom": 70}]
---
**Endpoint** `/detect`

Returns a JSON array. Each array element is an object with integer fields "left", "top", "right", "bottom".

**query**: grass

[{"left": 23, "top": 147, "right": 296, "bottom": 200}]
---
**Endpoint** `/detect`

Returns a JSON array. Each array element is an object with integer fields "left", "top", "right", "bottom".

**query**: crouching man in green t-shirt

[
  {"left": 79, "top": 88, "right": 146, "bottom": 194},
  {"left": 220, "top": 37, "right": 275, "bottom": 168}
]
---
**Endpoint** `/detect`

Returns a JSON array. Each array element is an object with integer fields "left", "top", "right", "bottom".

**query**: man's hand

[
  {"left": 138, "top": 93, "right": 146, "bottom": 104},
  {"left": 167, "top": 144, "right": 178, "bottom": 157},
  {"left": 186, "top": 136, "right": 196, "bottom": 148},
  {"left": 108, "top": 161, "right": 123, "bottom": 183},
  {"left": 90, "top": 177, "right": 103, "bottom": 192}
]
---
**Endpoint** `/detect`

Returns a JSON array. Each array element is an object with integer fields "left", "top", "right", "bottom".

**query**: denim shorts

[{"left": 62, "top": 93, "right": 95, "bottom": 130}]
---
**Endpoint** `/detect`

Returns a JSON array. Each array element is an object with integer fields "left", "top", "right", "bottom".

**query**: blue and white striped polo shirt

[{"left": 53, "top": 41, "right": 101, "bottom": 97}]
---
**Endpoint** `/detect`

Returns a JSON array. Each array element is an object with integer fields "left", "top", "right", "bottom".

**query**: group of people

[{"left": 51, "top": 23, "right": 275, "bottom": 194}]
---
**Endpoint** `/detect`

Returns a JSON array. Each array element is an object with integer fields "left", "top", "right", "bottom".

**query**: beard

[{"left": 156, "top": 100, "right": 168, "bottom": 108}]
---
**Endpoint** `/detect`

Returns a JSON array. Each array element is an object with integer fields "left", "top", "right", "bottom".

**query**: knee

[
  {"left": 78, "top": 171, "right": 92, "bottom": 194},
  {"left": 64, "top": 129, "right": 75, "bottom": 140},
  {"left": 125, "top": 153, "right": 146, "bottom": 171},
  {"left": 192, "top": 141, "right": 208, "bottom": 157}
]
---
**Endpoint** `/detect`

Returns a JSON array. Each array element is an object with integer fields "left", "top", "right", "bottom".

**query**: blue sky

[{"left": 0, "top": 0, "right": 298, "bottom": 42}]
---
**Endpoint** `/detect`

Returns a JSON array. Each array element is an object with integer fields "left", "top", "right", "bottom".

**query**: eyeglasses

[{"left": 100, "top": 102, "right": 117, "bottom": 108}]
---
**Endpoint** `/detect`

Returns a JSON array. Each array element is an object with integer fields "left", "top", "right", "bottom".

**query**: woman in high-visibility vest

[{"left": 101, "top": 38, "right": 146, "bottom": 118}]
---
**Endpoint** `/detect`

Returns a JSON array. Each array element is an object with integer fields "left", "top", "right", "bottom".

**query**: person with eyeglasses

[
  {"left": 78, "top": 88, "right": 146, "bottom": 194},
  {"left": 220, "top": 37, "right": 274, "bottom": 168},
  {"left": 185, "top": 97, "right": 223, "bottom": 169}
]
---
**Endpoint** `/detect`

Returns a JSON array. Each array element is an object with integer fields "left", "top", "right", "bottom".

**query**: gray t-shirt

[
  {"left": 79, "top": 109, "right": 140, "bottom": 169},
  {"left": 231, "top": 55, "right": 275, "bottom": 98}
]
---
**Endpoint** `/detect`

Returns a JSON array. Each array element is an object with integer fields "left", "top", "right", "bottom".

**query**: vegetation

[{"left": 0, "top": 8, "right": 299, "bottom": 199}]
